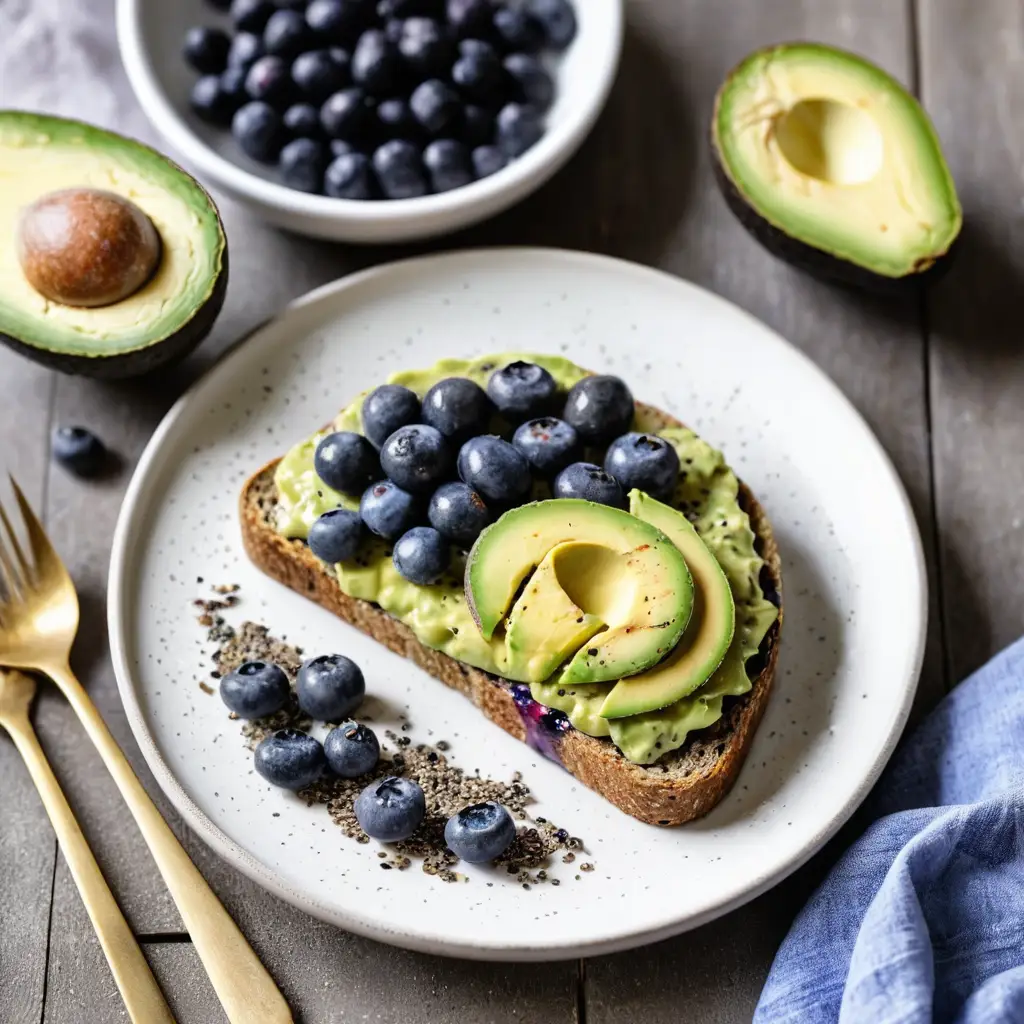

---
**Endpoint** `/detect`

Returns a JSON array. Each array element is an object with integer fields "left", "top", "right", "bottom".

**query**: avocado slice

[
  {"left": 0, "top": 112, "right": 227, "bottom": 378},
  {"left": 505, "top": 542, "right": 606, "bottom": 683},
  {"left": 711, "top": 43, "right": 961, "bottom": 290},
  {"left": 466, "top": 499, "right": 693, "bottom": 682},
  {"left": 599, "top": 491, "right": 735, "bottom": 719}
]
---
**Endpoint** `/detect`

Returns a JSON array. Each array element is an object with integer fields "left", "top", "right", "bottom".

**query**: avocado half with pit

[
  {"left": 711, "top": 43, "right": 962, "bottom": 291},
  {"left": 0, "top": 111, "right": 227, "bottom": 378}
]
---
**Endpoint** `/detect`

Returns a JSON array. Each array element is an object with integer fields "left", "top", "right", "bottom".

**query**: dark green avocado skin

[{"left": 710, "top": 143, "right": 959, "bottom": 295}]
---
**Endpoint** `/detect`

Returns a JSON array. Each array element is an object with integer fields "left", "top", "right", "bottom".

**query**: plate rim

[{"left": 107, "top": 247, "right": 927, "bottom": 961}]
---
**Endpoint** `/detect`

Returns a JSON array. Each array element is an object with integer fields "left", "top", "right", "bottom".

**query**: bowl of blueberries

[{"left": 116, "top": 0, "right": 623, "bottom": 242}]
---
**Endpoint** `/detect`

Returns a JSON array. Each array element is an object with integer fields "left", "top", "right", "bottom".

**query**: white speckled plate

[{"left": 109, "top": 249, "right": 926, "bottom": 960}]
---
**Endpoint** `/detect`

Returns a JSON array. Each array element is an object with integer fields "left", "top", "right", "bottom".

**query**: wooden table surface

[{"left": 2, "top": 0, "right": 1022, "bottom": 1020}]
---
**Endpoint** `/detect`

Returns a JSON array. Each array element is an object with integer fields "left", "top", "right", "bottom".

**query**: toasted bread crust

[{"left": 239, "top": 403, "right": 782, "bottom": 826}]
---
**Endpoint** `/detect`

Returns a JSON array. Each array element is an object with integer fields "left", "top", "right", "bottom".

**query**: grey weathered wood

[{"left": 919, "top": 1, "right": 1024, "bottom": 683}]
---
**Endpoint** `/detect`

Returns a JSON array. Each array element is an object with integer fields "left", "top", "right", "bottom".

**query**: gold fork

[
  {"left": 0, "top": 668, "right": 175, "bottom": 1023},
  {"left": 0, "top": 480, "right": 292, "bottom": 1024}
]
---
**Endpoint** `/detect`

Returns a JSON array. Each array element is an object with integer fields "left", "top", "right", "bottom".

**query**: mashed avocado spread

[{"left": 273, "top": 354, "right": 778, "bottom": 765}]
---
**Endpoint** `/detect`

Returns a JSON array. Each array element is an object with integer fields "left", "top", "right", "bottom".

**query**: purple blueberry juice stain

[{"left": 510, "top": 683, "right": 568, "bottom": 765}]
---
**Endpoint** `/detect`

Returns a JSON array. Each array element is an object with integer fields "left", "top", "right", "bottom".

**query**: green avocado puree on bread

[{"left": 273, "top": 353, "right": 777, "bottom": 766}]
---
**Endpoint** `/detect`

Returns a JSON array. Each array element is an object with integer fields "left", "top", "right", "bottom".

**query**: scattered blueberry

[
  {"left": 190, "top": 75, "right": 236, "bottom": 126},
  {"left": 278, "top": 137, "right": 328, "bottom": 191},
  {"left": 563, "top": 375, "right": 634, "bottom": 444},
  {"left": 231, "top": 0, "right": 275, "bottom": 34},
  {"left": 428, "top": 481, "right": 491, "bottom": 547},
  {"left": 52, "top": 426, "right": 106, "bottom": 477},
  {"left": 380, "top": 423, "right": 451, "bottom": 492},
  {"left": 604, "top": 432, "right": 680, "bottom": 501},
  {"left": 361, "top": 383, "right": 421, "bottom": 448},
  {"left": 360, "top": 479, "right": 420, "bottom": 538},
  {"left": 444, "top": 801, "right": 515, "bottom": 862},
  {"left": 244, "top": 54, "right": 293, "bottom": 105},
  {"left": 254, "top": 729, "right": 327, "bottom": 790},
  {"left": 324, "top": 722, "right": 380, "bottom": 777},
  {"left": 292, "top": 48, "right": 349, "bottom": 100},
  {"left": 372, "top": 138, "right": 429, "bottom": 198},
  {"left": 351, "top": 28, "right": 399, "bottom": 94},
  {"left": 512, "top": 416, "right": 579, "bottom": 476},
  {"left": 320, "top": 87, "right": 368, "bottom": 139},
  {"left": 324, "top": 150, "right": 375, "bottom": 197},
  {"left": 527, "top": 0, "right": 577, "bottom": 49},
  {"left": 315, "top": 431, "right": 379, "bottom": 493},
  {"left": 354, "top": 776, "right": 426, "bottom": 841},
  {"left": 283, "top": 101, "right": 324, "bottom": 137},
  {"left": 219, "top": 66, "right": 250, "bottom": 110},
  {"left": 232, "top": 100, "right": 285, "bottom": 161},
  {"left": 219, "top": 661, "right": 290, "bottom": 718},
  {"left": 375, "top": 97, "right": 420, "bottom": 140},
  {"left": 496, "top": 101, "right": 543, "bottom": 156},
  {"left": 184, "top": 26, "right": 231, "bottom": 75},
  {"left": 393, "top": 525, "right": 451, "bottom": 584},
  {"left": 263, "top": 8, "right": 311, "bottom": 57},
  {"left": 397, "top": 17, "right": 452, "bottom": 78},
  {"left": 503, "top": 53, "right": 554, "bottom": 110},
  {"left": 451, "top": 50, "right": 504, "bottom": 103},
  {"left": 421, "top": 376, "right": 489, "bottom": 439},
  {"left": 227, "top": 31, "right": 264, "bottom": 69},
  {"left": 297, "top": 653, "right": 365, "bottom": 720},
  {"left": 409, "top": 78, "right": 461, "bottom": 135},
  {"left": 492, "top": 7, "right": 544, "bottom": 53},
  {"left": 446, "top": 0, "right": 491, "bottom": 38},
  {"left": 487, "top": 360, "right": 557, "bottom": 419},
  {"left": 471, "top": 144, "right": 506, "bottom": 178},
  {"left": 457, "top": 435, "right": 531, "bottom": 504},
  {"left": 308, "top": 508, "right": 364, "bottom": 562},
  {"left": 462, "top": 104, "right": 495, "bottom": 147},
  {"left": 552, "top": 462, "right": 625, "bottom": 508}
]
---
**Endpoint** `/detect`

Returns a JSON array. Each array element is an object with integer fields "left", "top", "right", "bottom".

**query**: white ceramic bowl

[{"left": 116, "top": 0, "right": 623, "bottom": 243}]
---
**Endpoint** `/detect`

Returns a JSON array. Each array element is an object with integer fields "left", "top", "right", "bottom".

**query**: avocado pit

[{"left": 16, "top": 188, "right": 162, "bottom": 308}]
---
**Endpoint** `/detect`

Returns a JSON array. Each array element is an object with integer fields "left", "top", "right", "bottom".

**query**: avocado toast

[{"left": 240, "top": 355, "right": 782, "bottom": 826}]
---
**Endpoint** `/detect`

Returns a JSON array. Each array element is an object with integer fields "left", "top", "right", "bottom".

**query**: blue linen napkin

[{"left": 755, "top": 636, "right": 1024, "bottom": 1024}]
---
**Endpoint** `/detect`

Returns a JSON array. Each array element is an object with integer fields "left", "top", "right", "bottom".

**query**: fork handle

[
  {"left": 5, "top": 713, "right": 176, "bottom": 1024},
  {"left": 50, "top": 662, "right": 292, "bottom": 1024}
]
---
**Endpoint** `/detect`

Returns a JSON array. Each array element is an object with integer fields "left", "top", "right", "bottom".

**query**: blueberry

[
  {"left": 361, "top": 384, "right": 421, "bottom": 448},
  {"left": 512, "top": 416, "right": 579, "bottom": 477},
  {"left": 283, "top": 101, "right": 323, "bottom": 137},
  {"left": 372, "top": 139, "right": 429, "bottom": 198},
  {"left": 263, "top": 9, "right": 311, "bottom": 58},
  {"left": 220, "top": 661, "right": 290, "bottom": 718},
  {"left": 330, "top": 138, "right": 356, "bottom": 157},
  {"left": 409, "top": 78, "right": 461, "bottom": 136},
  {"left": 306, "top": 0, "right": 367, "bottom": 42},
  {"left": 487, "top": 360, "right": 557, "bottom": 419},
  {"left": 52, "top": 426, "right": 106, "bottom": 477},
  {"left": 231, "top": 0, "right": 275, "bottom": 33},
  {"left": 398, "top": 17, "right": 452, "bottom": 78},
  {"left": 552, "top": 462, "right": 625, "bottom": 508},
  {"left": 471, "top": 144, "right": 506, "bottom": 178},
  {"left": 451, "top": 51, "right": 504, "bottom": 103},
  {"left": 604, "top": 432, "right": 680, "bottom": 501},
  {"left": 444, "top": 801, "right": 515, "bottom": 862},
  {"left": 292, "top": 48, "right": 349, "bottom": 100},
  {"left": 279, "top": 137, "right": 328, "bottom": 192},
  {"left": 219, "top": 66, "right": 250, "bottom": 110},
  {"left": 232, "top": 101, "right": 285, "bottom": 161},
  {"left": 324, "top": 150, "right": 375, "bottom": 197},
  {"left": 320, "top": 87, "right": 368, "bottom": 139},
  {"left": 393, "top": 526, "right": 451, "bottom": 584},
  {"left": 496, "top": 101, "right": 543, "bottom": 157},
  {"left": 360, "top": 479, "right": 420, "bottom": 538},
  {"left": 428, "top": 481, "right": 490, "bottom": 547},
  {"left": 354, "top": 776, "right": 426, "bottom": 841},
  {"left": 183, "top": 26, "right": 231, "bottom": 74},
  {"left": 324, "top": 721, "right": 380, "bottom": 777},
  {"left": 228, "top": 31, "right": 264, "bottom": 69},
  {"left": 314, "top": 430, "right": 379, "bottom": 493},
  {"left": 297, "top": 653, "right": 365, "bottom": 720},
  {"left": 245, "top": 54, "right": 293, "bottom": 105},
  {"left": 378, "top": 0, "right": 441, "bottom": 15},
  {"left": 463, "top": 105, "right": 496, "bottom": 147},
  {"left": 457, "top": 435, "right": 531, "bottom": 504},
  {"left": 351, "top": 28, "right": 399, "bottom": 94},
  {"left": 503, "top": 53, "right": 553, "bottom": 110},
  {"left": 308, "top": 508, "right": 364, "bottom": 562},
  {"left": 563, "top": 374, "right": 634, "bottom": 443},
  {"left": 421, "top": 376, "right": 488, "bottom": 438},
  {"left": 459, "top": 37, "right": 499, "bottom": 59},
  {"left": 526, "top": 0, "right": 576, "bottom": 50},
  {"left": 190, "top": 75, "right": 236, "bottom": 126},
  {"left": 446, "top": 0, "right": 491, "bottom": 38},
  {"left": 492, "top": 7, "right": 544, "bottom": 53},
  {"left": 375, "top": 97, "right": 420, "bottom": 141},
  {"left": 254, "top": 729, "right": 327, "bottom": 790},
  {"left": 380, "top": 424, "right": 451, "bottom": 492}
]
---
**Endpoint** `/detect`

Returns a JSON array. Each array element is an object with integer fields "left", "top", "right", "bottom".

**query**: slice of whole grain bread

[{"left": 239, "top": 401, "right": 782, "bottom": 826}]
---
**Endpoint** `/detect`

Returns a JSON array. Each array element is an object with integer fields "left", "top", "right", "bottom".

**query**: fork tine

[
  {"left": 9, "top": 476, "right": 60, "bottom": 581},
  {"left": 0, "top": 498, "right": 31, "bottom": 584},
  {"left": 0, "top": 504, "right": 24, "bottom": 599}
]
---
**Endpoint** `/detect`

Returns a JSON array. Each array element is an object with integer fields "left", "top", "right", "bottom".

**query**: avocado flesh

[
  {"left": 712, "top": 43, "right": 961, "bottom": 285},
  {"left": 466, "top": 499, "right": 693, "bottom": 682},
  {"left": 0, "top": 112, "right": 226, "bottom": 377},
  {"left": 600, "top": 492, "right": 735, "bottom": 719},
  {"left": 504, "top": 543, "right": 605, "bottom": 684}
]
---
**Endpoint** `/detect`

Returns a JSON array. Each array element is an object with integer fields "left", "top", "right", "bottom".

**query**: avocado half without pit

[
  {"left": 1, "top": 112, "right": 228, "bottom": 378},
  {"left": 711, "top": 43, "right": 963, "bottom": 291}
]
